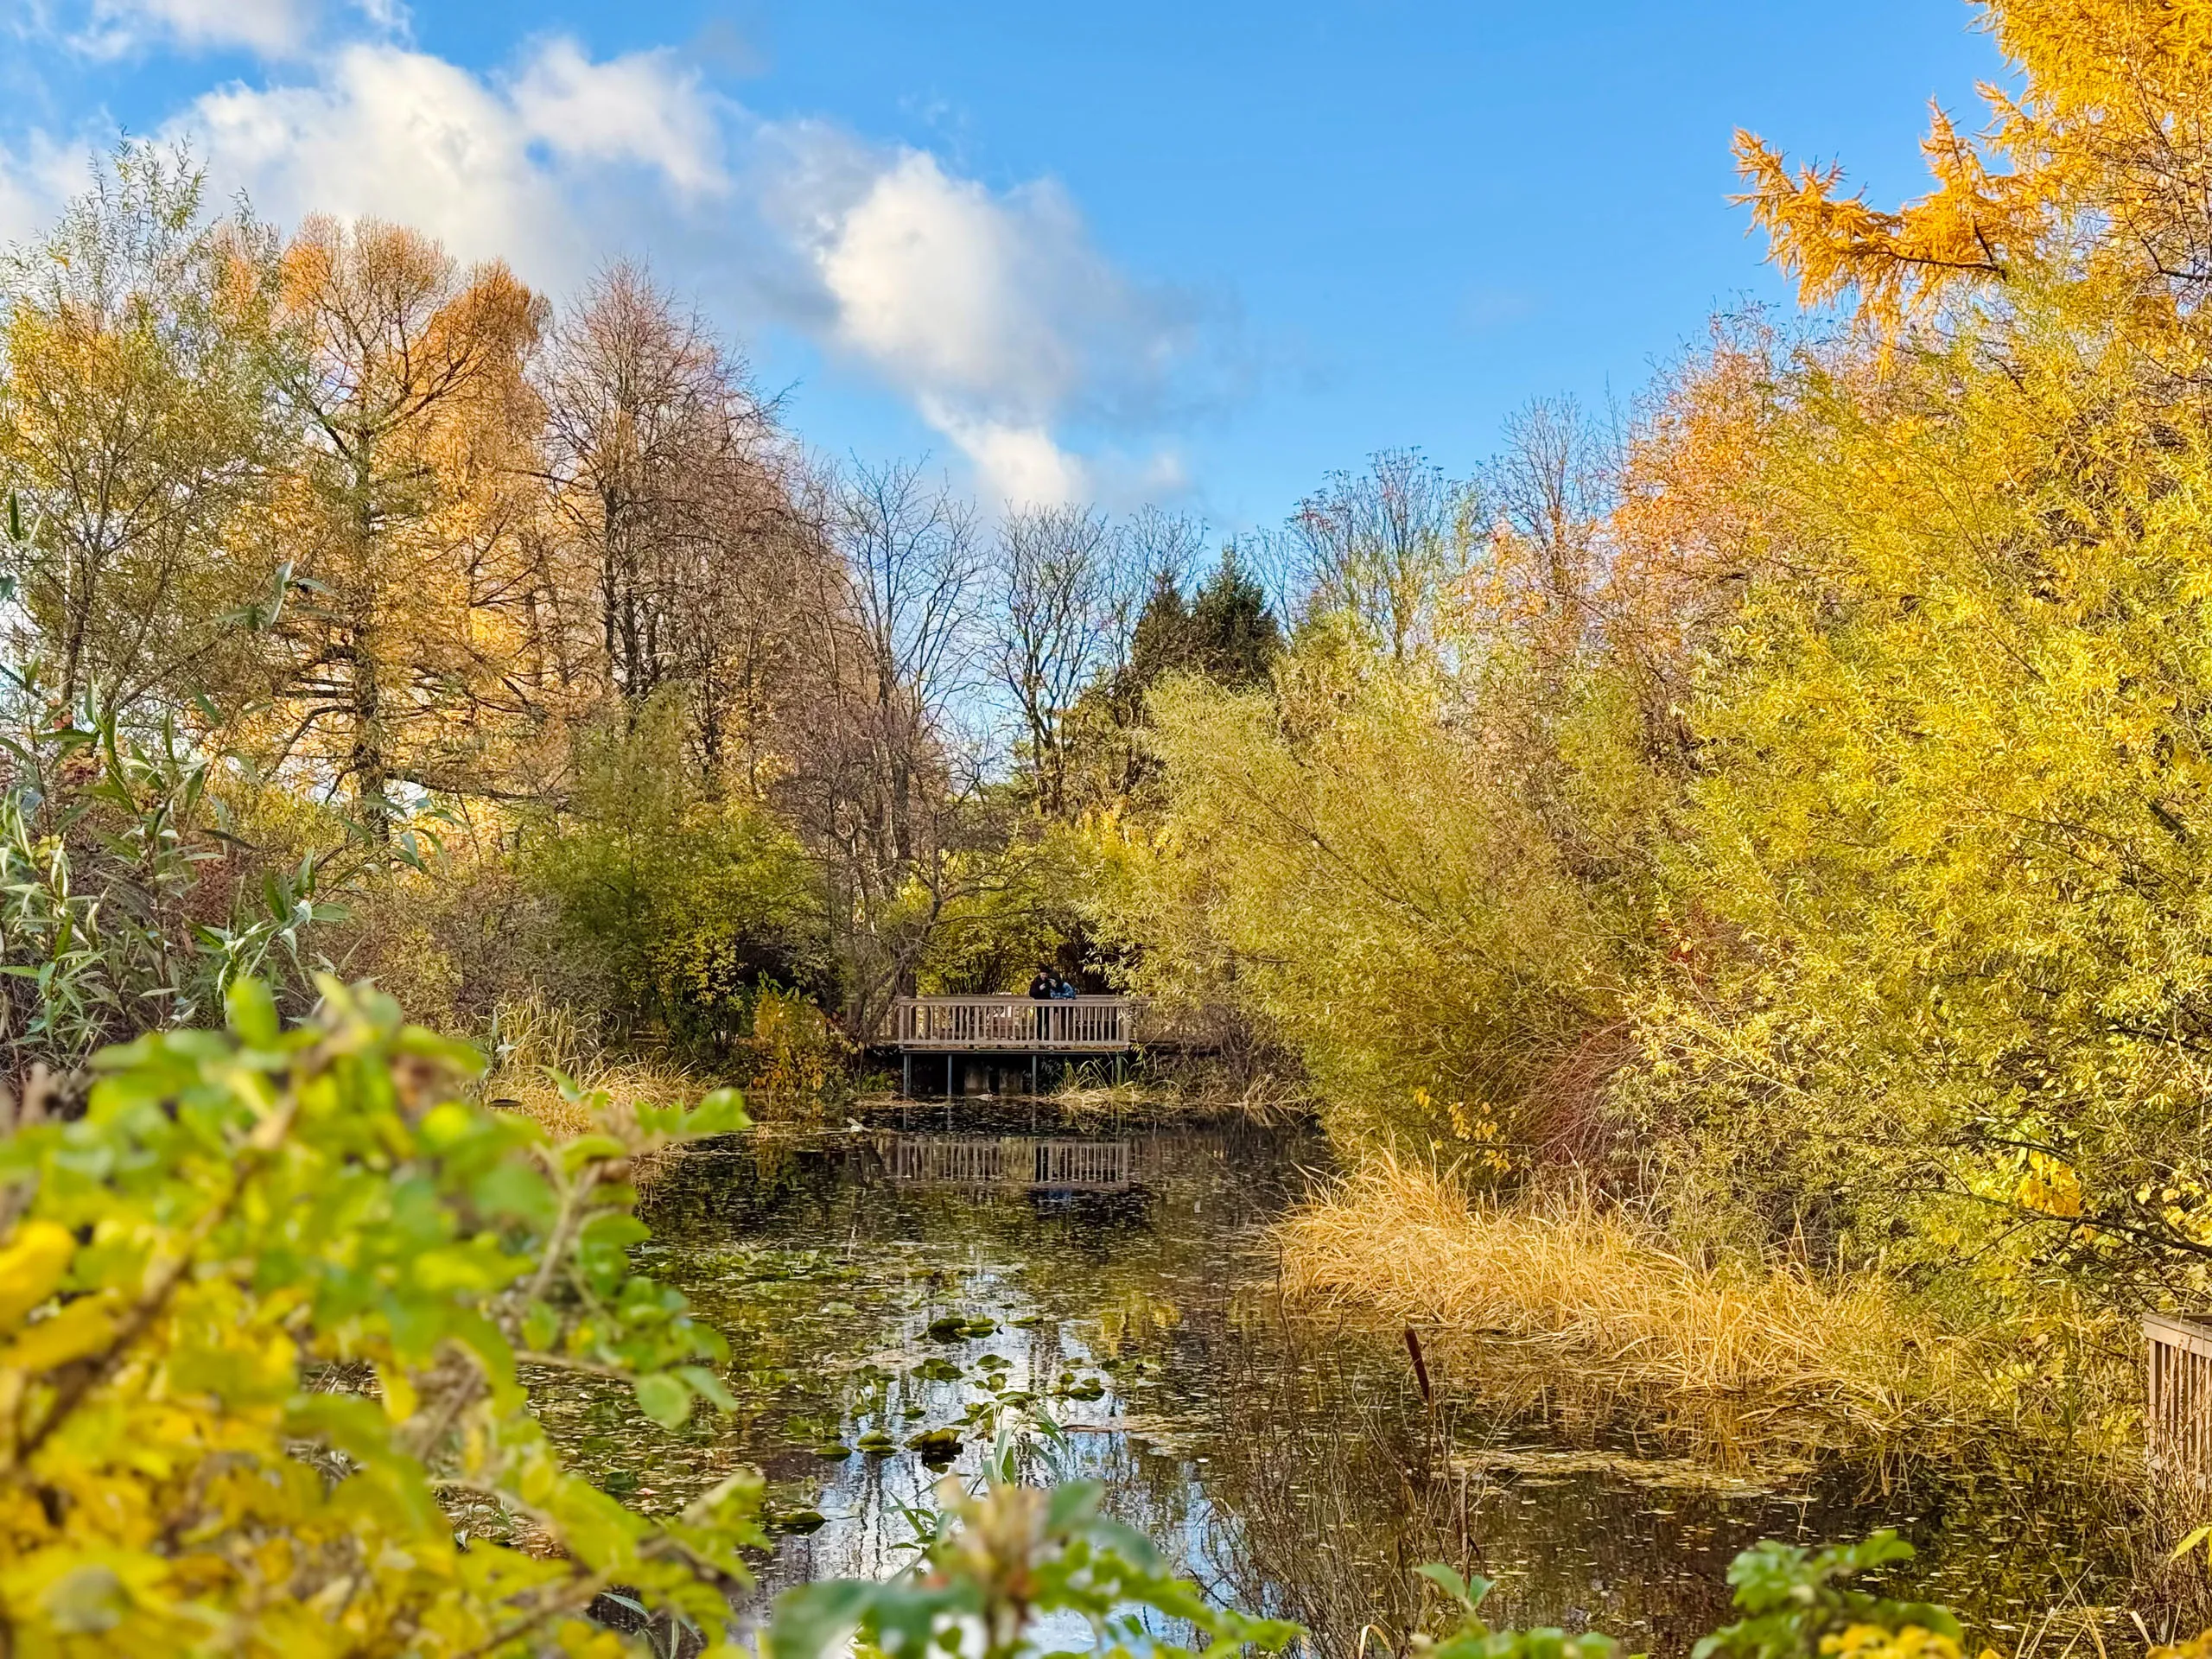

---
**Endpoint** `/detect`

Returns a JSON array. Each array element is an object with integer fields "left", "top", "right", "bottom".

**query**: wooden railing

[
  {"left": 887, "top": 995, "right": 1138, "bottom": 1052},
  {"left": 883, "top": 1134, "right": 1135, "bottom": 1191},
  {"left": 2147, "top": 1313, "right": 2212, "bottom": 1494}
]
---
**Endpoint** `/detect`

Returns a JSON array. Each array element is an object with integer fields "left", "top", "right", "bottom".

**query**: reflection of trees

[
  {"left": 1175, "top": 1311, "right": 1481, "bottom": 1657},
  {"left": 563, "top": 1124, "right": 2136, "bottom": 1658}
]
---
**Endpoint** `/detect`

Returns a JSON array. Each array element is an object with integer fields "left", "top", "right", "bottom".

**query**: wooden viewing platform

[
  {"left": 882, "top": 995, "right": 1142, "bottom": 1098},
  {"left": 886, "top": 995, "right": 1139, "bottom": 1052}
]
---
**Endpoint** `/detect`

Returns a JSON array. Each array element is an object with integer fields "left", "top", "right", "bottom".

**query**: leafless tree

[
  {"left": 1488, "top": 396, "right": 1616, "bottom": 620},
  {"left": 537, "top": 262, "right": 804, "bottom": 788},
  {"left": 993, "top": 503, "right": 1121, "bottom": 817},
  {"left": 774, "top": 456, "right": 992, "bottom": 1034},
  {"left": 1285, "top": 448, "right": 1472, "bottom": 658}
]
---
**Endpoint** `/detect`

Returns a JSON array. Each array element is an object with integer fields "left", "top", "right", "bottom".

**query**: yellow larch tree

[{"left": 265, "top": 218, "right": 557, "bottom": 839}]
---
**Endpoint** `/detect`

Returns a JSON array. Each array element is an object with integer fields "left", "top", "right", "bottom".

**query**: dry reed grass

[
  {"left": 1279, "top": 1154, "right": 1968, "bottom": 1462},
  {"left": 474, "top": 995, "right": 709, "bottom": 1192}
]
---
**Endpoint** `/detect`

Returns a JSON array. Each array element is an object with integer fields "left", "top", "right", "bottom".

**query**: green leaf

[
  {"left": 685, "top": 1087, "right": 752, "bottom": 1135},
  {"left": 766, "top": 1580, "right": 883, "bottom": 1659},
  {"left": 1417, "top": 1562, "right": 1489, "bottom": 1611},
  {"left": 633, "top": 1371, "right": 692, "bottom": 1427},
  {"left": 224, "top": 977, "right": 279, "bottom": 1047},
  {"left": 675, "top": 1363, "right": 737, "bottom": 1413}
]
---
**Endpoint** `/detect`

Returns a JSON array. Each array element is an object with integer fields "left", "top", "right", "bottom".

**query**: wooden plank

[
  {"left": 2146, "top": 1313, "right": 2212, "bottom": 1363},
  {"left": 2145, "top": 1314, "right": 2212, "bottom": 1495},
  {"left": 885, "top": 995, "right": 1141, "bottom": 1052}
]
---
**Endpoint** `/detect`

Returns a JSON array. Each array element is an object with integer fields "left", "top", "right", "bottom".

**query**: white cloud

[
  {"left": 509, "top": 38, "right": 724, "bottom": 196},
  {"left": 920, "top": 401, "right": 1090, "bottom": 508},
  {"left": 0, "top": 133, "right": 92, "bottom": 248},
  {"left": 171, "top": 37, "right": 723, "bottom": 282},
  {"left": 79, "top": 0, "right": 317, "bottom": 57},
  {"left": 761, "top": 134, "right": 1191, "bottom": 506}
]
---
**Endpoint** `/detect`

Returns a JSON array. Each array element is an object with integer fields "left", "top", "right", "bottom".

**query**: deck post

[{"left": 880, "top": 997, "right": 1147, "bottom": 1100}]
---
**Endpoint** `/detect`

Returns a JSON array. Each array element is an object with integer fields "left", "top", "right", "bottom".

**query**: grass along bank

[{"left": 1276, "top": 1158, "right": 1998, "bottom": 1465}]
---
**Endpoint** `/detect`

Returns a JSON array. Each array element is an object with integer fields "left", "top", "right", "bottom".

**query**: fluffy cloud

[
  {"left": 508, "top": 38, "right": 725, "bottom": 197},
  {"left": 173, "top": 38, "right": 723, "bottom": 281},
  {"left": 77, "top": 0, "right": 321, "bottom": 57},
  {"left": 0, "top": 134, "right": 92, "bottom": 248},
  {"left": 764, "top": 135, "right": 1192, "bottom": 505}
]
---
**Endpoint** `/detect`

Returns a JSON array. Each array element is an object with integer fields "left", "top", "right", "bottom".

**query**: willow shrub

[
  {"left": 1091, "top": 625, "right": 1654, "bottom": 1152},
  {"left": 0, "top": 976, "right": 760, "bottom": 1656},
  {"left": 1628, "top": 299, "right": 2212, "bottom": 1324}
]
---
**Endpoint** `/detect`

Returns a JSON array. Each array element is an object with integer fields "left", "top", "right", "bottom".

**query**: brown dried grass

[
  {"left": 1278, "top": 1154, "right": 1967, "bottom": 1460},
  {"left": 474, "top": 994, "right": 707, "bottom": 1193}
]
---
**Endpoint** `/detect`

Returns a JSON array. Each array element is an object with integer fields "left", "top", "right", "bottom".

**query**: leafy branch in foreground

[
  {"left": 0, "top": 976, "right": 760, "bottom": 1656},
  {"left": 767, "top": 1476, "right": 1300, "bottom": 1659},
  {"left": 766, "top": 1471, "right": 1992, "bottom": 1659}
]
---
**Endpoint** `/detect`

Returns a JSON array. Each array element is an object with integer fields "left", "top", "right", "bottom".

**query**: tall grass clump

[
  {"left": 477, "top": 990, "right": 708, "bottom": 1141},
  {"left": 1279, "top": 1157, "right": 1971, "bottom": 1463}
]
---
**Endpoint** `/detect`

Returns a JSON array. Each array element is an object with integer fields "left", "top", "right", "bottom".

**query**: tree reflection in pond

[{"left": 524, "top": 1116, "right": 2139, "bottom": 1656}]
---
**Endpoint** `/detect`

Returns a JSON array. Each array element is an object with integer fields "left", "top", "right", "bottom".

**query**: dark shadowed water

[{"left": 529, "top": 1112, "right": 2139, "bottom": 1656}]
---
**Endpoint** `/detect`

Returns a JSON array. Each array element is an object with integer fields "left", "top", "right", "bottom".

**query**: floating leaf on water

[
  {"left": 925, "top": 1315, "right": 969, "bottom": 1342},
  {"left": 1009, "top": 1314, "right": 1046, "bottom": 1328},
  {"left": 771, "top": 1508, "right": 829, "bottom": 1534},
  {"left": 910, "top": 1357, "right": 963, "bottom": 1382},
  {"left": 908, "top": 1427, "right": 962, "bottom": 1462},
  {"left": 818, "top": 1301, "right": 860, "bottom": 1319},
  {"left": 973, "top": 1352, "right": 1010, "bottom": 1371},
  {"left": 855, "top": 1430, "right": 897, "bottom": 1453},
  {"left": 960, "top": 1318, "right": 997, "bottom": 1338},
  {"left": 809, "top": 1442, "right": 853, "bottom": 1459}
]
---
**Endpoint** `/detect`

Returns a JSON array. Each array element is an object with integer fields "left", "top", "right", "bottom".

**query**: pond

[{"left": 531, "top": 1110, "right": 2138, "bottom": 1657}]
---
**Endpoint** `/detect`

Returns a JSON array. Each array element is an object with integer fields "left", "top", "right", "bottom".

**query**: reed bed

[
  {"left": 1279, "top": 1155, "right": 1967, "bottom": 1460},
  {"left": 474, "top": 994, "right": 707, "bottom": 1185}
]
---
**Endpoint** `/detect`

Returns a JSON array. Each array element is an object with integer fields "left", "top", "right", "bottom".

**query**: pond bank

[{"left": 528, "top": 1113, "right": 2147, "bottom": 1657}]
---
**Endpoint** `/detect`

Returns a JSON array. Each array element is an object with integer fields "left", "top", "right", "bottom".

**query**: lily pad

[
  {"left": 908, "top": 1427, "right": 963, "bottom": 1461},
  {"left": 925, "top": 1315, "right": 969, "bottom": 1342},
  {"left": 911, "top": 1357, "right": 964, "bottom": 1382},
  {"left": 770, "top": 1508, "right": 828, "bottom": 1535},
  {"left": 855, "top": 1430, "right": 897, "bottom": 1454},
  {"left": 810, "top": 1442, "right": 853, "bottom": 1459}
]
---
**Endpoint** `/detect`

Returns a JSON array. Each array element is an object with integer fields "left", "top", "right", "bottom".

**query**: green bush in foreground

[
  {"left": 0, "top": 977, "right": 759, "bottom": 1656},
  {"left": 0, "top": 980, "right": 1999, "bottom": 1658}
]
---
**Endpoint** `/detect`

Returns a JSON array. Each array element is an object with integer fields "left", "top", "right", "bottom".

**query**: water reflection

[{"left": 527, "top": 1116, "right": 2139, "bottom": 1656}]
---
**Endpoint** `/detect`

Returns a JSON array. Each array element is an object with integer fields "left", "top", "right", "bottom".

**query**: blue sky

[{"left": 4, "top": 0, "right": 2004, "bottom": 528}]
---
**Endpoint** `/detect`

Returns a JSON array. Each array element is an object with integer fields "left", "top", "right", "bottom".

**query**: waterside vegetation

[{"left": 10, "top": 0, "right": 2212, "bottom": 1646}]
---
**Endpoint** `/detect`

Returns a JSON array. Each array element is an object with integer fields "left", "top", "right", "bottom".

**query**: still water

[{"left": 533, "top": 1111, "right": 2135, "bottom": 1656}]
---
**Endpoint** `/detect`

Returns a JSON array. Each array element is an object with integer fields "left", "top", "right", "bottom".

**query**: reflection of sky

[{"left": 550, "top": 1126, "right": 2142, "bottom": 1659}]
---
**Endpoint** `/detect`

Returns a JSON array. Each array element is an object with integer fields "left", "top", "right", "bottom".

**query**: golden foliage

[
  {"left": 1278, "top": 1158, "right": 1953, "bottom": 1456},
  {"left": 1736, "top": 0, "right": 2212, "bottom": 346}
]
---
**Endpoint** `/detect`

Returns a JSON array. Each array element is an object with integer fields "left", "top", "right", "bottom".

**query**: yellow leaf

[
  {"left": 0, "top": 1297, "right": 116, "bottom": 1374},
  {"left": 0, "top": 1222, "right": 75, "bottom": 1332}
]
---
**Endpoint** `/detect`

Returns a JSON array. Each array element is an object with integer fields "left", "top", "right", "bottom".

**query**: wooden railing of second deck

[{"left": 887, "top": 995, "right": 1138, "bottom": 1051}]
